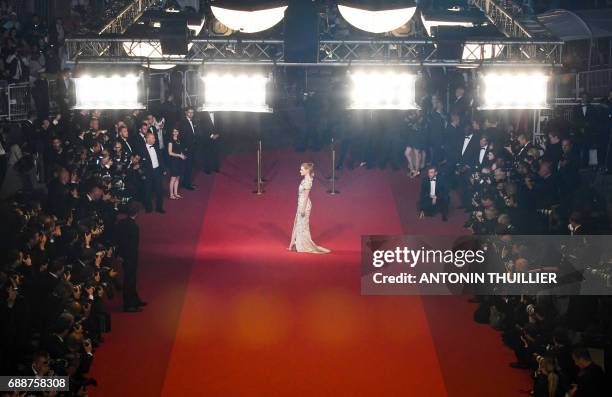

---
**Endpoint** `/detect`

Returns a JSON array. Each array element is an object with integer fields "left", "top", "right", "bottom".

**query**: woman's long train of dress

[{"left": 289, "top": 177, "right": 330, "bottom": 254}]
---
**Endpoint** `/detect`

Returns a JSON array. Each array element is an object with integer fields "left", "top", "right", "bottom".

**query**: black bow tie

[
  {"left": 148, "top": 145, "right": 155, "bottom": 149},
  {"left": 465, "top": 135, "right": 472, "bottom": 139},
  {"left": 481, "top": 147, "right": 487, "bottom": 150},
  {"left": 429, "top": 178, "right": 436, "bottom": 182}
]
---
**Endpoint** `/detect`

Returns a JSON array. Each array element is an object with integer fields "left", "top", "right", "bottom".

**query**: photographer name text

[{"left": 372, "top": 272, "right": 558, "bottom": 285}]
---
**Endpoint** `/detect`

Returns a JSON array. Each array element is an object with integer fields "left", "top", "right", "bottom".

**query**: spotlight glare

[
  {"left": 348, "top": 70, "right": 417, "bottom": 110},
  {"left": 202, "top": 73, "right": 271, "bottom": 113},
  {"left": 480, "top": 72, "right": 548, "bottom": 110},
  {"left": 73, "top": 74, "right": 143, "bottom": 110}
]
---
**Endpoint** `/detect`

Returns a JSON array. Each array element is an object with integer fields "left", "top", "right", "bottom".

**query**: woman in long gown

[{"left": 288, "top": 163, "right": 330, "bottom": 254}]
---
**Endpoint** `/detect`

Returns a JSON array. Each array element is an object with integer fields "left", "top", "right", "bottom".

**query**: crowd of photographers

[
  {"left": 0, "top": 101, "right": 203, "bottom": 395},
  {"left": 408, "top": 86, "right": 611, "bottom": 397}
]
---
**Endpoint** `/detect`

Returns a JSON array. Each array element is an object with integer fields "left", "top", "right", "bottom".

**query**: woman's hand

[{"left": 300, "top": 210, "right": 306, "bottom": 217}]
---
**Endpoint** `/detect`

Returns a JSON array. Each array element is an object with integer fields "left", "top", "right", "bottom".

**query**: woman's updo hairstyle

[{"left": 301, "top": 162, "right": 315, "bottom": 177}]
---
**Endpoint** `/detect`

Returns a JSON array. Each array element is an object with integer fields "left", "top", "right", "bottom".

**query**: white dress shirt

[
  {"left": 479, "top": 147, "right": 487, "bottom": 164},
  {"left": 462, "top": 134, "right": 473, "bottom": 155},
  {"left": 121, "top": 138, "right": 132, "bottom": 153},
  {"left": 147, "top": 145, "right": 160, "bottom": 169},
  {"left": 429, "top": 179, "right": 436, "bottom": 198},
  {"left": 187, "top": 117, "right": 195, "bottom": 134}
]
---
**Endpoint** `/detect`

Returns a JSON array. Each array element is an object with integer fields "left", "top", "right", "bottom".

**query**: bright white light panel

[
  {"left": 349, "top": 71, "right": 417, "bottom": 110},
  {"left": 202, "top": 74, "right": 271, "bottom": 113},
  {"left": 210, "top": 6, "right": 287, "bottom": 34},
  {"left": 73, "top": 75, "right": 143, "bottom": 109},
  {"left": 480, "top": 73, "right": 549, "bottom": 110},
  {"left": 338, "top": 5, "right": 417, "bottom": 34}
]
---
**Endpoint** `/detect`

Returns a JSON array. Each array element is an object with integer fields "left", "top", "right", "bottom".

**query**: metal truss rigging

[
  {"left": 98, "top": 0, "right": 158, "bottom": 35},
  {"left": 66, "top": 37, "right": 563, "bottom": 67}
]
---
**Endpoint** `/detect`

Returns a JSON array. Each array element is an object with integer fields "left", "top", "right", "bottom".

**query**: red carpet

[{"left": 90, "top": 149, "right": 530, "bottom": 396}]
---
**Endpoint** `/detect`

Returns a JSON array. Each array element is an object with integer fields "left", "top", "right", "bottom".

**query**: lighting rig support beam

[
  {"left": 98, "top": 0, "right": 158, "bottom": 35},
  {"left": 66, "top": 37, "right": 563, "bottom": 67},
  {"left": 469, "top": 0, "right": 555, "bottom": 40}
]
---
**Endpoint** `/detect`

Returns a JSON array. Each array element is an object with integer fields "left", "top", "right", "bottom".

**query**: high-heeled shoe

[{"left": 170, "top": 195, "right": 177, "bottom": 200}]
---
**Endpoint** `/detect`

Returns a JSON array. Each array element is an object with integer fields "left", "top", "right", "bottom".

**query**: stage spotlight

[
  {"left": 420, "top": 14, "right": 473, "bottom": 36},
  {"left": 73, "top": 74, "right": 144, "bottom": 110},
  {"left": 479, "top": 72, "right": 549, "bottom": 110},
  {"left": 187, "top": 17, "right": 206, "bottom": 36},
  {"left": 348, "top": 71, "right": 417, "bottom": 110},
  {"left": 201, "top": 73, "right": 272, "bottom": 112},
  {"left": 123, "top": 41, "right": 195, "bottom": 70},
  {"left": 210, "top": 5, "right": 287, "bottom": 33},
  {"left": 337, "top": 4, "right": 416, "bottom": 34}
]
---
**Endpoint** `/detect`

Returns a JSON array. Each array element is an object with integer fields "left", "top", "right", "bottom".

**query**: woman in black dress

[
  {"left": 402, "top": 109, "right": 428, "bottom": 178},
  {"left": 167, "top": 128, "right": 186, "bottom": 199}
]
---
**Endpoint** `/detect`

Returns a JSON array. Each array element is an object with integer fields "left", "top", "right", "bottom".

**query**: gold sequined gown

[{"left": 289, "top": 176, "right": 330, "bottom": 254}]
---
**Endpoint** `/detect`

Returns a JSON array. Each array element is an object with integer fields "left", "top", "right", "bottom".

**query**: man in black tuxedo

[
  {"left": 541, "top": 130, "right": 563, "bottom": 169},
  {"left": 534, "top": 161, "right": 560, "bottom": 210},
  {"left": 418, "top": 166, "right": 449, "bottom": 221},
  {"left": 451, "top": 124, "right": 480, "bottom": 209},
  {"left": 55, "top": 68, "right": 73, "bottom": 117},
  {"left": 570, "top": 346, "right": 606, "bottom": 397},
  {"left": 558, "top": 138, "right": 580, "bottom": 197},
  {"left": 74, "top": 183, "right": 103, "bottom": 223},
  {"left": 117, "top": 125, "right": 134, "bottom": 155},
  {"left": 129, "top": 122, "right": 149, "bottom": 158},
  {"left": 21, "top": 112, "right": 37, "bottom": 151},
  {"left": 41, "top": 314, "right": 72, "bottom": 359},
  {"left": 444, "top": 112, "right": 462, "bottom": 162},
  {"left": 46, "top": 167, "right": 71, "bottom": 218},
  {"left": 475, "top": 135, "right": 490, "bottom": 168},
  {"left": 200, "top": 111, "right": 221, "bottom": 174},
  {"left": 573, "top": 93, "right": 601, "bottom": 166},
  {"left": 456, "top": 124, "right": 481, "bottom": 167},
  {"left": 450, "top": 86, "right": 470, "bottom": 119},
  {"left": 140, "top": 132, "right": 165, "bottom": 214},
  {"left": 115, "top": 203, "right": 146, "bottom": 312},
  {"left": 177, "top": 107, "right": 197, "bottom": 189},
  {"left": 511, "top": 132, "right": 534, "bottom": 163}
]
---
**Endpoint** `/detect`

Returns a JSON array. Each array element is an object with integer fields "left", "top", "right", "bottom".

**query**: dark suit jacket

[
  {"left": 118, "top": 137, "right": 134, "bottom": 155},
  {"left": 74, "top": 195, "right": 99, "bottom": 223},
  {"left": 456, "top": 133, "right": 480, "bottom": 166},
  {"left": 199, "top": 112, "right": 215, "bottom": 134},
  {"left": 56, "top": 76, "right": 74, "bottom": 108},
  {"left": 177, "top": 117, "right": 197, "bottom": 152},
  {"left": 450, "top": 95, "right": 469, "bottom": 117},
  {"left": 573, "top": 104, "right": 598, "bottom": 130},
  {"left": 21, "top": 120, "right": 36, "bottom": 148},
  {"left": 534, "top": 174, "right": 560, "bottom": 209},
  {"left": 47, "top": 178, "right": 69, "bottom": 218},
  {"left": 129, "top": 133, "right": 148, "bottom": 158},
  {"left": 115, "top": 217, "right": 139, "bottom": 264},
  {"left": 418, "top": 176, "right": 449, "bottom": 211},
  {"left": 515, "top": 142, "right": 534, "bottom": 162},
  {"left": 140, "top": 144, "right": 165, "bottom": 177},
  {"left": 41, "top": 333, "right": 68, "bottom": 359}
]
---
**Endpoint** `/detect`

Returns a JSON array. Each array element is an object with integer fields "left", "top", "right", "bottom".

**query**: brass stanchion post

[
  {"left": 327, "top": 138, "right": 339, "bottom": 195},
  {"left": 253, "top": 140, "right": 265, "bottom": 195}
]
